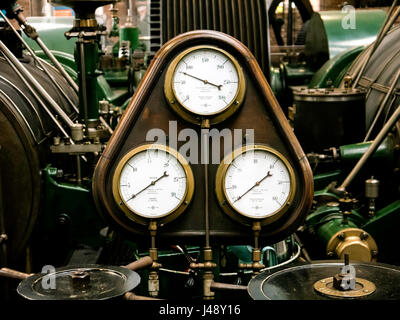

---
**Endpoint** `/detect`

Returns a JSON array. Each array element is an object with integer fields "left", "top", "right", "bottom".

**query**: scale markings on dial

[
  {"left": 216, "top": 145, "right": 296, "bottom": 224},
  {"left": 113, "top": 145, "right": 195, "bottom": 224},
  {"left": 164, "top": 45, "right": 246, "bottom": 125}
]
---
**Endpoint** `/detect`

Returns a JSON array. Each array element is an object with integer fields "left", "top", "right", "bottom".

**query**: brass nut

[
  {"left": 360, "top": 232, "right": 369, "bottom": 240},
  {"left": 337, "top": 233, "right": 345, "bottom": 241}
]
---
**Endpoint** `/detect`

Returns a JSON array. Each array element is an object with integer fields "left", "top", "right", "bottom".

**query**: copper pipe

[
  {"left": 124, "top": 292, "right": 163, "bottom": 300},
  {"left": 0, "top": 268, "right": 31, "bottom": 280},
  {"left": 123, "top": 256, "right": 153, "bottom": 271},
  {"left": 210, "top": 281, "right": 247, "bottom": 292}
]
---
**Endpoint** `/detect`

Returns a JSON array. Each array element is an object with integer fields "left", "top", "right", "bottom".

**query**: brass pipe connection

[
  {"left": 148, "top": 221, "right": 161, "bottom": 298},
  {"left": 244, "top": 222, "right": 266, "bottom": 276},
  {"left": 189, "top": 247, "right": 217, "bottom": 300},
  {"left": 189, "top": 261, "right": 218, "bottom": 270},
  {"left": 73, "top": 19, "right": 98, "bottom": 28},
  {"left": 238, "top": 249, "right": 265, "bottom": 275}
]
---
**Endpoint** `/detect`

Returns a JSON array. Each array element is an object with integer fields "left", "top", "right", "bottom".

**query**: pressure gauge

[
  {"left": 216, "top": 145, "right": 296, "bottom": 226},
  {"left": 112, "top": 144, "right": 194, "bottom": 225},
  {"left": 164, "top": 45, "right": 246, "bottom": 125}
]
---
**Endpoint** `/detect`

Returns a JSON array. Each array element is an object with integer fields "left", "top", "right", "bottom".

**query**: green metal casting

[
  {"left": 35, "top": 49, "right": 129, "bottom": 107},
  {"left": 319, "top": 9, "right": 386, "bottom": 59},
  {"left": 24, "top": 17, "right": 76, "bottom": 55},
  {"left": 317, "top": 218, "right": 358, "bottom": 247},
  {"left": 313, "top": 170, "right": 341, "bottom": 192},
  {"left": 340, "top": 136, "right": 395, "bottom": 164},
  {"left": 35, "top": 50, "right": 78, "bottom": 80},
  {"left": 41, "top": 166, "right": 104, "bottom": 249},
  {"left": 119, "top": 26, "right": 139, "bottom": 50},
  {"left": 309, "top": 46, "right": 364, "bottom": 88},
  {"left": 362, "top": 201, "right": 400, "bottom": 264}
]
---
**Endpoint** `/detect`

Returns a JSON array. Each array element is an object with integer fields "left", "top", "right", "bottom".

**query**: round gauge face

[
  {"left": 220, "top": 147, "right": 295, "bottom": 220},
  {"left": 165, "top": 45, "right": 246, "bottom": 124},
  {"left": 114, "top": 145, "right": 194, "bottom": 221},
  {"left": 172, "top": 47, "right": 240, "bottom": 115}
]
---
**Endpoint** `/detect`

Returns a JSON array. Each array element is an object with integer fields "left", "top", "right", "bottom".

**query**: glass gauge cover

[
  {"left": 216, "top": 145, "right": 296, "bottom": 224},
  {"left": 113, "top": 144, "right": 194, "bottom": 224},
  {"left": 164, "top": 45, "right": 246, "bottom": 125}
]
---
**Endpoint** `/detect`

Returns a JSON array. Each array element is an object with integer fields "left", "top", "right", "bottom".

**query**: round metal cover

[
  {"left": 248, "top": 261, "right": 400, "bottom": 300},
  {"left": 17, "top": 264, "right": 140, "bottom": 300},
  {"left": 313, "top": 277, "right": 375, "bottom": 298}
]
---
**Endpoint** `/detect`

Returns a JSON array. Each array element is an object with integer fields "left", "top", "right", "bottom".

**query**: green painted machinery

[
  {"left": 270, "top": 9, "right": 386, "bottom": 110},
  {"left": 2, "top": 0, "right": 400, "bottom": 301}
]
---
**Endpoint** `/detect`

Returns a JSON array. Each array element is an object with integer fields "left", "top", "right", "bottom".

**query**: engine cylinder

[
  {"left": 293, "top": 87, "right": 366, "bottom": 152},
  {"left": 342, "top": 25, "right": 400, "bottom": 139},
  {"left": 0, "top": 55, "right": 77, "bottom": 264}
]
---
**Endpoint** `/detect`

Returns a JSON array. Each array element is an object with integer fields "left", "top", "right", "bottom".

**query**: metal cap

[{"left": 17, "top": 264, "right": 140, "bottom": 300}]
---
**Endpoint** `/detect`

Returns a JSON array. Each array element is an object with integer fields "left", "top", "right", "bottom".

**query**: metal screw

[
  {"left": 360, "top": 232, "right": 369, "bottom": 241},
  {"left": 337, "top": 233, "right": 345, "bottom": 241}
]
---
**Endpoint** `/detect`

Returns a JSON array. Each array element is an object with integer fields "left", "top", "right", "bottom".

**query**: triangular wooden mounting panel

[{"left": 93, "top": 30, "right": 313, "bottom": 245}]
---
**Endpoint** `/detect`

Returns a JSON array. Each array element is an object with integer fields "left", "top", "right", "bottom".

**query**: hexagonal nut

[{"left": 70, "top": 271, "right": 90, "bottom": 290}]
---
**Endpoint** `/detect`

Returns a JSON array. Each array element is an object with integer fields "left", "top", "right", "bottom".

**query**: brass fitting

[
  {"left": 73, "top": 19, "right": 98, "bottom": 28},
  {"left": 203, "top": 271, "right": 215, "bottom": 300},
  {"left": 149, "top": 248, "right": 162, "bottom": 270},
  {"left": 190, "top": 262, "right": 217, "bottom": 270},
  {"left": 238, "top": 262, "right": 265, "bottom": 272},
  {"left": 327, "top": 228, "right": 378, "bottom": 262},
  {"left": 148, "top": 270, "right": 159, "bottom": 298},
  {"left": 238, "top": 247, "right": 265, "bottom": 274}
]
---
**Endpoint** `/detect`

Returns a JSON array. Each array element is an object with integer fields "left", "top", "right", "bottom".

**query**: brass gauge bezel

[
  {"left": 112, "top": 144, "right": 195, "bottom": 226},
  {"left": 215, "top": 144, "right": 296, "bottom": 226},
  {"left": 164, "top": 45, "right": 246, "bottom": 125}
]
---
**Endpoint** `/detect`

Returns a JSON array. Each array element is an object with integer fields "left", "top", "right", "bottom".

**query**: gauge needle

[
  {"left": 180, "top": 72, "right": 223, "bottom": 90},
  {"left": 233, "top": 171, "right": 272, "bottom": 203},
  {"left": 127, "top": 171, "right": 169, "bottom": 201}
]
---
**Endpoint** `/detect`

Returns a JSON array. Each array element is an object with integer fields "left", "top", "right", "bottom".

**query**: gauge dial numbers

[
  {"left": 215, "top": 145, "right": 296, "bottom": 226},
  {"left": 112, "top": 144, "right": 195, "bottom": 226},
  {"left": 164, "top": 45, "right": 246, "bottom": 125}
]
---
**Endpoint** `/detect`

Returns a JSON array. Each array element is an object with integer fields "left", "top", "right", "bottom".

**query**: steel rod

[
  {"left": 0, "top": 11, "right": 79, "bottom": 113},
  {"left": 340, "top": 103, "right": 400, "bottom": 190},
  {"left": 201, "top": 124, "right": 210, "bottom": 248},
  {"left": 364, "top": 68, "right": 400, "bottom": 141},
  {"left": 99, "top": 116, "right": 113, "bottom": 135},
  {"left": 79, "top": 40, "right": 90, "bottom": 137},
  {"left": 0, "top": 53, "right": 72, "bottom": 140},
  {"left": 35, "top": 37, "right": 79, "bottom": 93},
  {"left": 210, "top": 281, "right": 247, "bottom": 292},
  {"left": 0, "top": 40, "right": 74, "bottom": 128},
  {"left": 352, "top": 2, "right": 400, "bottom": 88},
  {"left": 9, "top": 6, "right": 79, "bottom": 94}
]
